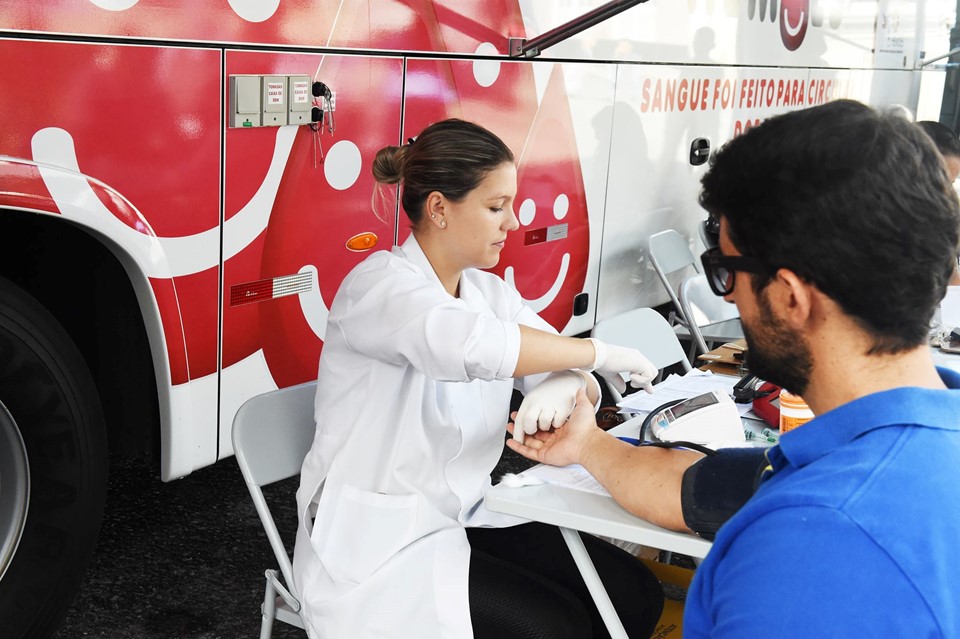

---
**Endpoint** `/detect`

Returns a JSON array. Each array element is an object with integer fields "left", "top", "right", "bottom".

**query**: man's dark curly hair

[{"left": 700, "top": 100, "right": 960, "bottom": 354}]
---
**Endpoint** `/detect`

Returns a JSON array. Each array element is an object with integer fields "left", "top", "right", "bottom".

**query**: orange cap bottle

[{"left": 779, "top": 390, "right": 813, "bottom": 433}]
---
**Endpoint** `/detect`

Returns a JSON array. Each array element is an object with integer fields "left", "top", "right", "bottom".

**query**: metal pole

[
  {"left": 940, "top": 0, "right": 960, "bottom": 129},
  {"left": 918, "top": 47, "right": 960, "bottom": 67},
  {"left": 558, "top": 528, "right": 629, "bottom": 639},
  {"left": 509, "top": 0, "right": 649, "bottom": 58}
]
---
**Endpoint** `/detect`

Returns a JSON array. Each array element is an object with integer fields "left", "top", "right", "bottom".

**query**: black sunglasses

[{"left": 700, "top": 247, "right": 772, "bottom": 296}]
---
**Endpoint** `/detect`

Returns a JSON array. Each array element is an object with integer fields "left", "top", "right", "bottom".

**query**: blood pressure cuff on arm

[{"left": 680, "top": 447, "right": 768, "bottom": 540}]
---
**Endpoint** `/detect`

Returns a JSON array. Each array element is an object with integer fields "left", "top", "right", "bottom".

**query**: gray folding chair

[
  {"left": 647, "top": 229, "right": 700, "bottom": 331},
  {"left": 591, "top": 307, "right": 692, "bottom": 403},
  {"left": 679, "top": 274, "right": 742, "bottom": 355},
  {"left": 647, "top": 229, "right": 742, "bottom": 357},
  {"left": 591, "top": 307, "right": 691, "bottom": 563},
  {"left": 232, "top": 381, "right": 317, "bottom": 639}
]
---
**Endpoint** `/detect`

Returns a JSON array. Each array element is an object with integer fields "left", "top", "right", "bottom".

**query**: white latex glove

[
  {"left": 512, "top": 370, "right": 585, "bottom": 445},
  {"left": 587, "top": 338, "right": 657, "bottom": 395}
]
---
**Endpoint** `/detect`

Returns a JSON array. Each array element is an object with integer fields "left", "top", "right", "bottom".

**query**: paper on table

[
  {"left": 617, "top": 369, "right": 755, "bottom": 416},
  {"left": 518, "top": 463, "right": 611, "bottom": 497}
]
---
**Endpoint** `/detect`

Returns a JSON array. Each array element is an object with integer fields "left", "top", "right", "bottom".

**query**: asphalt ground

[
  {"left": 51, "top": 378, "right": 690, "bottom": 639},
  {"left": 53, "top": 453, "right": 306, "bottom": 639},
  {"left": 52, "top": 445, "right": 537, "bottom": 639}
]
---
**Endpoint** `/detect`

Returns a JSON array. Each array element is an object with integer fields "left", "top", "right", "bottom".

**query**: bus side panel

[
  {"left": 518, "top": 1, "right": 917, "bottom": 70},
  {"left": 219, "top": 51, "right": 403, "bottom": 456},
  {"left": 0, "top": 0, "right": 528, "bottom": 56},
  {"left": 401, "top": 58, "right": 615, "bottom": 336},
  {"left": 1, "top": 2, "right": 946, "bottom": 75},
  {"left": 545, "top": 62, "right": 618, "bottom": 336},
  {"left": 0, "top": 40, "right": 221, "bottom": 243},
  {"left": 0, "top": 39, "right": 221, "bottom": 383},
  {"left": 0, "top": 38, "right": 223, "bottom": 474},
  {"left": 596, "top": 63, "right": 859, "bottom": 321}
]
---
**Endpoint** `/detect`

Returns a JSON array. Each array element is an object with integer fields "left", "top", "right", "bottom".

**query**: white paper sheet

[
  {"left": 617, "top": 369, "right": 756, "bottom": 417},
  {"left": 519, "top": 463, "right": 611, "bottom": 497}
]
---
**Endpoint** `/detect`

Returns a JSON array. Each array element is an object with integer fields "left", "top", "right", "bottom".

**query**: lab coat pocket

[{"left": 319, "top": 485, "right": 419, "bottom": 585}]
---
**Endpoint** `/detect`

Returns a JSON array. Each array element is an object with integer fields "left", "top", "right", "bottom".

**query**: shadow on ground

[
  {"left": 55, "top": 455, "right": 305, "bottom": 639},
  {"left": 54, "top": 445, "right": 536, "bottom": 638}
]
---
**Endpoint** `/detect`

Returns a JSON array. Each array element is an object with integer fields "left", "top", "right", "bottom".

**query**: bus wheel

[{"left": 0, "top": 275, "right": 107, "bottom": 638}]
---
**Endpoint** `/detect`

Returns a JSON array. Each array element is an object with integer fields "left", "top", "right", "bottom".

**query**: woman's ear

[{"left": 425, "top": 191, "right": 446, "bottom": 228}]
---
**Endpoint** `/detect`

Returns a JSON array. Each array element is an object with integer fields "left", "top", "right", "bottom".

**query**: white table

[
  {"left": 490, "top": 350, "right": 960, "bottom": 636},
  {"left": 485, "top": 415, "right": 713, "bottom": 639}
]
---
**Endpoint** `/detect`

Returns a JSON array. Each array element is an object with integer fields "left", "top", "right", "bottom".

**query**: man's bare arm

[{"left": 506, "top": 388, "right": 703, "bottom": 532}]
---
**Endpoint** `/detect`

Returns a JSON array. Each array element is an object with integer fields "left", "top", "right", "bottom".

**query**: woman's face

[{"left": 441, "top": 162, "right": 519, "bottom": 270}]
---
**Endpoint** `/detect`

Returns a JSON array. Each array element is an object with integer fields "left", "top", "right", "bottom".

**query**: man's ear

[{"left": 769, "top": 269, "right": 815, "bottom": 329}]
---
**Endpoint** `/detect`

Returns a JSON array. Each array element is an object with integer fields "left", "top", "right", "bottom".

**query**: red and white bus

[{"left": 0, "top": 1, "right": 954, "bottom": 635}]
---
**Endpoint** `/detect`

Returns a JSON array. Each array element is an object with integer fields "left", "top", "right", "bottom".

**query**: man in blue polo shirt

[{"left": 507, "top": 100, "right": 960, "bottom": 637}]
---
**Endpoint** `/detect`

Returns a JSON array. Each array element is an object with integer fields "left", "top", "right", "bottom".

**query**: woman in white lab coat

[{"left": 292, "top": 119, "right": 664, "bottom": 638}]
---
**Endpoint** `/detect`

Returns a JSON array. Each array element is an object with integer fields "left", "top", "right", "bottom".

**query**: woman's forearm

[{"left": 513, "top": 325, "right": 596, "bottom": 377}]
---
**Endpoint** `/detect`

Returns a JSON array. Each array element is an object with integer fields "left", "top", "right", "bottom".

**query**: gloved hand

[
  {"left": 512, "top": 370, "right": 585, "bottom": 445},
  {"left": 587, "top": 338, "right": 657, "bottom": 395}
]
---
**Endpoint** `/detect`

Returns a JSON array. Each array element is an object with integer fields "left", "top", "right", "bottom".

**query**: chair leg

[{"left": 260, "top": 572, "right": 277, "bottom": 639}]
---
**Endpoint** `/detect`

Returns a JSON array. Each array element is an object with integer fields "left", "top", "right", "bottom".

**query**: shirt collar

[
  {"left": 397, "top": 234, "right": 441, "bottom": 287},
  {"left": 396, "top": 235, "right": 478, "bottom": 302},
  {"left": 769, "top": 367, "right": 960, "bottom": 472}
]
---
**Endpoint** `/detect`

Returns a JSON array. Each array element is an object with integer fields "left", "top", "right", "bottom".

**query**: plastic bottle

[
  {"left": 743, "top": 430, "right": 778, "bottom": 444},
  {"left": 779, "top": 390, "right": 813, "bottom": 433}
]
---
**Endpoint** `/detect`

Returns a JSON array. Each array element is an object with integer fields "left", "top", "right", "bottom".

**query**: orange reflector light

[{"left": 346, "top": 232, "right": 378, "bottom": 252}]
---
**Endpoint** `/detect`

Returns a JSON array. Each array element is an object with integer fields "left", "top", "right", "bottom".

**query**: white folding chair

[
  {"left": 678, "top": 274, "right": 742, "bottom": 355},
  {"left": 591, "top": 307, "right": 691, "bottom": 403},
  {"left": 232, "top": 381, "right": 317, "bottom": 639},
  {"left": 592, "top": 307, "right": 691, "bottom": 564},
  {"left": 647, "top": 229, "right": 700, "bottom": 331},
  {"left": 648, "top": 229, "right": 742, "bottom": 357}
]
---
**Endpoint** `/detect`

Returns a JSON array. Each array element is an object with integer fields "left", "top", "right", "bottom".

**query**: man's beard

[{"left": 742, "top": 289, "right": 813, "bottom": 396}]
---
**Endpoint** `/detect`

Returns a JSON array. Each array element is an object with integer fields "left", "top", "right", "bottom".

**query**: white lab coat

[{"left": 293, "top": 235, "right": 556, "bottom": 638}]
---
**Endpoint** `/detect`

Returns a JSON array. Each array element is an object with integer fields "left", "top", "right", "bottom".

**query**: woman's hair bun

[{"left": 372, "top": 145, "right": 407, "bottom": 185}]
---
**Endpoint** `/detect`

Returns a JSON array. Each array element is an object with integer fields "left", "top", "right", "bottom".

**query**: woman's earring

[
  {"left": 430, "top": 214, "right": 435, "bottom": 218},
  {"left": 440, "top": 219, "right": 447, "bottom": 228}
]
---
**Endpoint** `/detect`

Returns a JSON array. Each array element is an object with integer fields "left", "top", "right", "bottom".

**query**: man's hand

[
  {"left": 509, "top": 387, "right": 703, "bottom": 532},
  {"left": 506, "top": 387, "right": 600, "bottom": 467}
]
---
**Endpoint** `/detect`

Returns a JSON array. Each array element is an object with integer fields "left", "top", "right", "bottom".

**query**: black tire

[{"left": 0, "top": 275, "right": 107, "bottom": 638}]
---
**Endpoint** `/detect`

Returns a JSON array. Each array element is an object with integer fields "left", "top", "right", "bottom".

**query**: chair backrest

[
  {"left": 647, "top": 230, "right": 700, "bottom": 324},
  {"left": 232, "top": 381, "right": 318, "bottom": 599},
  {"left": 592, "top": 308, "right": 691, "bottom": 401},
  {"left": 697, "top": 219, "right": 718, "bottom": 251},
  {"left": 678, "top": 274, "right": 741, "bottom": 354}
]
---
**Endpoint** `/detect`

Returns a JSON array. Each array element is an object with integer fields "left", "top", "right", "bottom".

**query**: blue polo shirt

[{"left": 684, "top": 368, "right": 960, "bottom": 637}]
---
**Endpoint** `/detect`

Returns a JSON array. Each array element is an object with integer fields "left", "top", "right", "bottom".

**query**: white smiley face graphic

[
  {"left": 780, "top": 0, "right": 810, "bottom": 51},
  {"left": 503, "top": 193, "right": 572, "bottom": 313}
]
